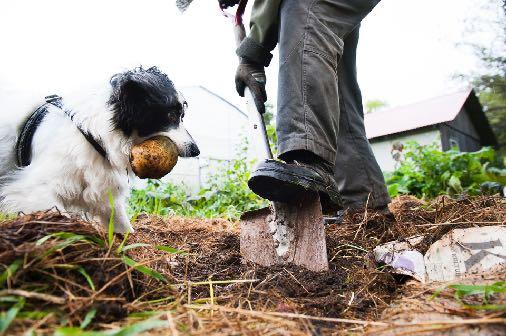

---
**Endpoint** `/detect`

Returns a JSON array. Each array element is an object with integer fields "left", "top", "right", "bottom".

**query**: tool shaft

[{"left": 232, "top": 14, "right": 273, "bottom": 161}]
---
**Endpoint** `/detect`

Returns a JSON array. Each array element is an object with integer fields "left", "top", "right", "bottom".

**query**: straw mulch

[{"left": 0, "top": 196, "right": 505, "bottom": 335}]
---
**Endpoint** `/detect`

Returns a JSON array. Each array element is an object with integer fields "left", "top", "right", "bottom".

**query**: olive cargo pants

[{"left": 276, "top": 0, "right": 390, "bottom": 209}]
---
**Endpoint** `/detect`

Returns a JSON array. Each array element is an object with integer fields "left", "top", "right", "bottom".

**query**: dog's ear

[
  {"left": 109, "top": 67, "right": 182, "bottom": 137},
  {"left": 109, "top": 76, "right": 151, "bottom": 136},
  {"left": 120, "top": 79, "right": 152, "bottom": 103}
]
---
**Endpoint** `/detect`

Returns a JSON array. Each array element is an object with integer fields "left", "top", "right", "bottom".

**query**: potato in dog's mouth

[{"left": 129, "top": 135, "right": 178, "bottom": 179}]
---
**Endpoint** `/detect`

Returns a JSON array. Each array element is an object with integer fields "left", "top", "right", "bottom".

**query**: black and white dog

[{"left": 0, "top": 67, "right": 199, "bottom": 233}]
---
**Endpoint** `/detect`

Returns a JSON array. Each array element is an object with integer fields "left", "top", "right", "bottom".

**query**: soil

[
  {"left": 1, "top": 195, "right": 505, "bottom": 335},
  {"left": 126, "top": 195, "right": 504, "bottom": 322}
]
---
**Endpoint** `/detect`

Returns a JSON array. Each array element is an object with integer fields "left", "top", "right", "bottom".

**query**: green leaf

[
  {"left": 463, "top": 304, "right": 506, "bottom": 311},
  {"left": 116, "top": 232, "right": 131, "bottom": 254},
  {"left": 120, "top": 243, "right": 151, "bottom": 253},
  {"left": 127, "top": 311, "right": 167, "bottom": 318},
  {"left": 155, "top": 246, "right": 187, "bottom": 255},
  {"left": 55, "top": 318, "right": 170, "bottom": 336},
  {"left": 121, "top": 256, "right": 167, "bottom": 283},
  {"left": 77, "top": 268, "right": 96, "bottom": 292},
  {"left": 448, "top": 175, "right": 463, "bottom": 194},
  {"left": 41, "top": 234, "right": 94, "bottom": 258},
  {"left": 112, "top": 318, "right": 169, "bottom": 336},
  {"left": 36, "top": 234, "right": 55, "bottom": 246},
  {"left": 80, "top": 308, "right": 97, "bottom": 329},
  {"left": 0, "top": 296, "right": 21, "bottom": 303},
  {"left": 0, "top": 297, "right": 25, "bottom": 333},
  {"left": 0, "top": 259, "right": 22, "bottom": 288},
  {"left": 108, "top": 191, "right": 115, "bottom": 247},
  {"left": 387, "top": 183, "right": 399, "bottom": 197},
  {"left": 53, "top": 327, "right": 106, "bottom": 336},
  {"left": 16, "top": 310, "right": 51, "bottom": 319}
]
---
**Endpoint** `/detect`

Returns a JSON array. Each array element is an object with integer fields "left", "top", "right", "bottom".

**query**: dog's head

[{"left": 108, "top": 67, "right": 199, "bottom": 157}]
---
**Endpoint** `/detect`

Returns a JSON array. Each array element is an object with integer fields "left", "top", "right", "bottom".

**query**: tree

[
  {"left": 461, "top": 0, "right": 506, "bottom": 156},
  {"left": 365, "top": 99, "right": 388, "bottom": 114}
]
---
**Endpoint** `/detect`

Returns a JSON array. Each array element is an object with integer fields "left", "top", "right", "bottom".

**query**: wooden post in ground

[{"left": 240, "top": 194, "right": 329, "bottom": 272}]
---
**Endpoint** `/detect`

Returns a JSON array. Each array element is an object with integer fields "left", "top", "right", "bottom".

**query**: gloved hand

[
  {"left": 235, "top": 59, "right": 267, "bottom": 114},
  {"left": 218, "top": 0, "right": 240, "bottom": 9}
]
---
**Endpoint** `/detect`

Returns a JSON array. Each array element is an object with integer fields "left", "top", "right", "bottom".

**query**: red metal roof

[{"left": 365, "top": 89, "right": 473, "bottom": 139}]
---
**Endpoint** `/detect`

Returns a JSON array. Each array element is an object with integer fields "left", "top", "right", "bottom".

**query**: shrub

[
  {"left": 128, "top": 140, "right": 267, "bottom": 220},
  {"left": 386, "top": 142, "right": 505, "bottom": 198}
]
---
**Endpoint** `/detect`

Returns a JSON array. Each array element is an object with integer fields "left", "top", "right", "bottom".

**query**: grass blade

[
  {"left": 108, "top": 192, "right": 115, "bottom": 247},
  {"left": 35, "top": 234, "right": 55, "bottom": 246},
  {"left": 116, "top": 232, "right": 131, "bottom": 254},
  {"left": 77, "top": 268, "right": 96, "bottom": 292},
  {"left": 16, "top": 311, "right": 51, "bottom": 319},
  {"left": 463, "top": 304, "right": 506, "bottom": 311},
  {"left": 42, "top": 235, "right": 92, "bottom": 258},
  {"left": 128, "top": 311, "right": 167, "bottom": 318},
  {"left": 37, "top": 232, "right": 104, "bottom": 249},
  {"left": 0, "top": 297, "right": 25, "bottom": 333},
  {"left": 155, "top": 246, "right": 187, "bottom": 255},
  {"left": 120, "top": 243, "right": 151, "bottom": 253},
  {"left": 113, "top": 318, "right": 169, "bottom": 336},
  {"left": 121, "top": 256, "right": 167, "bottom": 283},
  {"left": 53, "top": 327, "right": 106, "bottom": 335},
  {"left": 80, "top": 308, "right": 97, "bottom": 329},
  {"left": 55, "top": 318, "right": 170, "bottom": 335},
  {"left": 0, "top": 259, "right": 22, "bottom": 288}
]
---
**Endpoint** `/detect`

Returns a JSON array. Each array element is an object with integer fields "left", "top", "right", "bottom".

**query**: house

[
  {"left": 161, "top": 86, "right": 249, "bottom": 191},
  {"left": 365, "top": 89, "right": 498, "bottom": 172},
  {"left": 151, "top": 87, "right": 497, "bottom": 191}
]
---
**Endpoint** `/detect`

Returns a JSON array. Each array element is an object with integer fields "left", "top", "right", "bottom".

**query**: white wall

[
  {"left": 160, "top": 86, "right": 249, "bottom": 192},
  {"left": 370, "top": 129, "right": 441, "bottom": 172}
]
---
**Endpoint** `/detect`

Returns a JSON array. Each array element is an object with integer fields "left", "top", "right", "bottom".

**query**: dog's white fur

[{"left": 0, "top": 77, "right": 197, "bottom": 233}]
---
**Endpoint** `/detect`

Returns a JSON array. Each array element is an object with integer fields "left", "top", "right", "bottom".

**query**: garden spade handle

[{"left": 223, "top": 1, "right": 273, "bottom": 161}]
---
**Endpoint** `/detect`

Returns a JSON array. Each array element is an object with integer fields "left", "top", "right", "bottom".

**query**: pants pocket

[{"left": 303, "top": 11, "right": 343, "bottom": 71}]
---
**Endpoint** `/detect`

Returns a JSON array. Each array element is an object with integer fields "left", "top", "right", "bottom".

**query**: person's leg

[
  {"left": 334, "top": 26, "right": 390, "bottom": 209},
  {"left": 276, "top": 0, "right": 381, "bottom": 165},
  {"left": 249, "top": 0, "right": 381, "bottom": 208}
]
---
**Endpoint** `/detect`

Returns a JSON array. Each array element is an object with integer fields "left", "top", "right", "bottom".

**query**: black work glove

[
  {"left": 235, "top": 59, "right": 267, "bottom": 114},
  {"left": 218, "top": 0, "right": 240, "bottom": 9}
]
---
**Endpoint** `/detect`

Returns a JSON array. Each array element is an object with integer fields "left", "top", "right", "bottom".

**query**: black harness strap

[
  {"left": 15, "top": 103, "right": 49, "bottom": 167},
  {"left": 15, "top": 95, "right": 108, "bottom": 167}
]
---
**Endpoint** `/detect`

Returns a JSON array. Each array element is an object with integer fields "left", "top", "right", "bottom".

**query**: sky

[{"left": 0, "top": 0, "right": 501, "bottom": 112}]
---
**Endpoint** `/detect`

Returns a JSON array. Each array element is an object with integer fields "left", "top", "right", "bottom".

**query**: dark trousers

[{"left": 276, "top": 0, "right": 390, "bottom": 208}]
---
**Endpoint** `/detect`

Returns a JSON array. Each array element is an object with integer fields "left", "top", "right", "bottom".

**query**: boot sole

[{"left": 248, "top": 165, "right": 343, "bottom": 211}]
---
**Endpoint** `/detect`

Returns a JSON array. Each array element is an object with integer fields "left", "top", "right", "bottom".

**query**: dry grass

[{"left": 0, "top": 196, "right": 505, "bottom": 335}]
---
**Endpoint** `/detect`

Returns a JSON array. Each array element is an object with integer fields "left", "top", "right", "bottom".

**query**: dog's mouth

[{"left": 154, "top": 127, "right": 200, "bottom": 158}]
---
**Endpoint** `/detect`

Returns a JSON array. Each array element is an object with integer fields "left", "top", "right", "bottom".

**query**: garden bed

[{"left": 1, "top": 196, "right": 505, "bottom": 335}]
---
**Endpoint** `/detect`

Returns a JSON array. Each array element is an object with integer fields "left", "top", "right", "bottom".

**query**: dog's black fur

[{"left": 108, "top": 67, "right": 185, "bottom": 137}]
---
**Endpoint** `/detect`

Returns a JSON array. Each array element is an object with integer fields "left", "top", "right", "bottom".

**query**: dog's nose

[{"left": 188, "top": 143, "right": 200, "bottom": 157}]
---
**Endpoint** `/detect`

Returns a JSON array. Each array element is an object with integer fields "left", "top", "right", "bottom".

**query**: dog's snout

[
  {"left": 162, "top": 126, "right": 199, "bottom": 158},
  {"left": 188, "top": 143, "right": 200, "bottom": 157}
]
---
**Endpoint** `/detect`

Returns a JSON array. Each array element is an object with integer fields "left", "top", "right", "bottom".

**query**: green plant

[
  {"left": 432, "top": 281, "right": 506, "bottom": 311},
  {"left": 386, "top": 142, "right": 505, "bottom": 198},
  {"left": 128, "top": 138, "right": 267, "bottom": 221},
  {"left": 128, "top": 181, "right": 193, "bottom": 217},
  {"left": 0, "top": 226, "right": 185, "bottom": 334}
]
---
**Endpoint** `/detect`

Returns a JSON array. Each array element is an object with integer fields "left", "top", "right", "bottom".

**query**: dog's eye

[{"left": 180, "top": 101, "right": 187, "bottom": 120}]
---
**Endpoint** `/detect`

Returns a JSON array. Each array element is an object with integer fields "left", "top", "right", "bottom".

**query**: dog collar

[{"left": 15, "top": 95, "right": 108, "bottom": 167}]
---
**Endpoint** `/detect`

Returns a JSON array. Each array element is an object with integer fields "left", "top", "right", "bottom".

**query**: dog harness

[{"left": 15, "top": 95, "right": 108, "bottom": 167}]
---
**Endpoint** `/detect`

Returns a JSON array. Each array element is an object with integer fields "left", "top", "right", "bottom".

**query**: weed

[
  {"left": 386, "top": 143, "right": 505, "bottom": 198},
  {"left": 432, "top": 281, "right": 506, "bottom": 311},
  {"left": 128, "top": 139, "right": 267, "bottom": 220}
]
